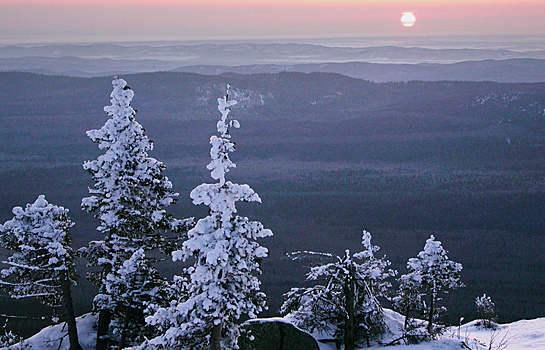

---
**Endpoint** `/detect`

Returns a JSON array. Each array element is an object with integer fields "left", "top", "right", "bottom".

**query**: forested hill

[
  {"left": 2, "top": 71, "right": 545, "bottom": 121},
  {"left": 2, "top": 71, "right": 545, "bottom": 336}
]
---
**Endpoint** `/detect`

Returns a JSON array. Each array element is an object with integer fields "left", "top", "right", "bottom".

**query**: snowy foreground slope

[
  {"left": 12, "top": 309, "right": 545, "bottom": 350},
  {"left": 357, "top": 310, "right": 545, "bottom": 350},
  {"left": 9, "top": 314, "right": 96, "bottom": 350}
]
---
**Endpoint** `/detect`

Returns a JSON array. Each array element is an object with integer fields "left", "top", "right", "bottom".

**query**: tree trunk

[
  {"left": 96, "top": 265, "right": 112, "bottom": 350},
  {"left": 118, "top": 311, "right": 131, "bottom": 350},
  {"left": 60, "top": 272, "right": 82, "bottom": 350},
  {"left": 427, "top": 292, "right": 435, "bottom": 335},
  {"left": 403, "top": 307, "right": 410, "bottom": 331},
  {"left": 96, "top": 309, "right": 111, "bottom": 350},
  {"left": 119, "top": 308, "right": 144, "bottom": 349},
  {"left": 344, "top": 266, "right": 355, "bottom": 350},
  {"left": 279, "top": 322, "right": 285, "bottom": 350},
  {"left": 210, "top": 321, "right": 222, "bottom": 350}
]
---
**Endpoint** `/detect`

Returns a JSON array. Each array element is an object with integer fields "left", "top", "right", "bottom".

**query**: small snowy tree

[
  {"left": 0, "top": 320, "right": 24, "bottom": 349},
  {"left": 0, "top": 195, "right": 81, "bottom": 350},
  {"left": 396, "top": 235, "right": 464, "bottom": 337},
  {"left": 135, "top": 86, "right": 272, "bottom": 350},
  {"left": 476, "top": 294, "right": 497, "bottom": 329},
  {"left": 103, "top": 249, "right": 171, "bottom": 348},
  {"left": 392, "top": 269, "right": 425, "bottom": 332},
  {"left": 81, "top": 77, "right": 182, "bottom": 349},
  {"left": 281, "top": 231, "right": 396, "bottom": 350}
]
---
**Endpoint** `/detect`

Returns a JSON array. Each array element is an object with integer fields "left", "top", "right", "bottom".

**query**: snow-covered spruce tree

[
  {"left": 0, "top": 195, "right": 81, "bottom": 350},
  {"left": 0, "top": 320, "right": 24, "bottom": 349},
  {"left": 81, "top": 77, "right": 181, "bottom": 350},
  {"left": 104, "top": 249, "right": 172, "bottom": 349},
  {"left": 476, "top": 294, "right": 497, "bottom": 329},
  {"left": 392, "top": 268, "right": 425, "bottom": 333},
  {"left": 135, "top": 86, "right": 272, "bottom": 350},
  {"left": 396, "top": 235, "right": 463, "bottom": 338},
  {"left": 281, "top": 231, "right": 396, "bottom": 350}
]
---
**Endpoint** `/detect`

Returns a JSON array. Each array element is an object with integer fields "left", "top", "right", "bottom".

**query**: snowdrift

[{"left": 11, "top": 310, "right": 545, "bottom": 350}]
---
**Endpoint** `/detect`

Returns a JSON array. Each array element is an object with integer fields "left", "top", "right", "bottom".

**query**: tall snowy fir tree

[
  {"left": 282, "top": 231, "right": 395, "bottom": 350},
  {"left": 395, "top": 235, "right": 464, "bottom": 337},
  {"left": 135, "top": 86, "right": 272, "bottom": 350},
  {"left": 81, "top": 77, "right": 181, "bottom": 350},
  {"left": 0, "top": 195, "right": 81, "bottom": 350}
]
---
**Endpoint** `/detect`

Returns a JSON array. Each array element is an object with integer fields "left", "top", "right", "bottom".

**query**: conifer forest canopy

[{"left": 1, "top": 71, "right": 545, "bottom": 336}]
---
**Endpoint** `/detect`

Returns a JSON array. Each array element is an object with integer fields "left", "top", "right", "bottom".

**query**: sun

[{"left": 401, "top": 12, "right": 416, "bottom": 27}]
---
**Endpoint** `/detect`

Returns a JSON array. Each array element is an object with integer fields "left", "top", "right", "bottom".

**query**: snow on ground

[
  {"left": 8, "top": 314, "right": 96, "bottom": 350},
  {"left": 316, "top": 309, "right": 545, "bottom": 350},
  {"left": 456, "top": 318, "right": 545, "bottom": 350},
  {"left": 10, "top": 310, "right": 545, "bottom": 350}
]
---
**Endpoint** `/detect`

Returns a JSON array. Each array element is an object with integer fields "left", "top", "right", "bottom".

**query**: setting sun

[{"left": 401, "top": 11, "right": 416, "bottom": 27}]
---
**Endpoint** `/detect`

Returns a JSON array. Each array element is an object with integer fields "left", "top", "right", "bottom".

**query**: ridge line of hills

[
  {"left": 2, "top": 42, "right": 545, "bottom": 82},
  {"left": 1, "top": 57, "right": 544, "bottom": 83},
  {"left": 2, "top": 42, "right": 545, "bottom": 61}
]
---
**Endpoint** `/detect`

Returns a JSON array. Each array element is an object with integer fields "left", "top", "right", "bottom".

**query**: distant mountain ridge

[
  {"left": 173, "top": 58, "right": 545, "bottom": 83},
  {"left": 0, "top": 56, "right": 180, "bottom": 77},
  {"left": 2, "top": 43, "right": 544, "bottom": 63},
  {"left": 1, "top": 42, "right": 545, "bottom": 82},
  {"left": 1, "top": 56, "right": 544, "bottom": 83}
]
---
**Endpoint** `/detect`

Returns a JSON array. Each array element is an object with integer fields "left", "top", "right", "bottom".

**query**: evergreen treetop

[{"left": 0, "top": 195, "right": 77, "bottom": 306}]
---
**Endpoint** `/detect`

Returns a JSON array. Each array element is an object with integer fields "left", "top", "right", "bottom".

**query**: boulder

[{"left": 239, "top": 318, "right": 320, "bottom": 350}]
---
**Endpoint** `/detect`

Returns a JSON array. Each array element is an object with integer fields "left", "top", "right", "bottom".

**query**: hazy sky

[{"left": 1, "top": 0, "right": 544, "bottom": 44}]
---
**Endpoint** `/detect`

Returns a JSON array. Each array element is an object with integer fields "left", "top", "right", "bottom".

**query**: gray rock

[{"left": 239, "top": 318, "right": 320, "bottom": 350}]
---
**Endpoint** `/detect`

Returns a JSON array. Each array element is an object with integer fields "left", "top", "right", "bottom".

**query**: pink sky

[{"left": 1, "top": 0, "right": 544, "bottom": 44}]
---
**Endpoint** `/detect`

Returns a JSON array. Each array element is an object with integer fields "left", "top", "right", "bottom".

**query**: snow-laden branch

[{"left": 282, "top": 231, "right": 396, "bottom": 347}]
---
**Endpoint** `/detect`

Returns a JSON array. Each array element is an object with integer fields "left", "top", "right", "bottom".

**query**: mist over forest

[{"left": 2, "top": 42, "right": 545, "bottom": 82}]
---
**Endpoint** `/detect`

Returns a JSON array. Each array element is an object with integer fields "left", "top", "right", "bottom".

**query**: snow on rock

[{"left": 10, "top": 314, "right": 96, "bottom": 350}]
